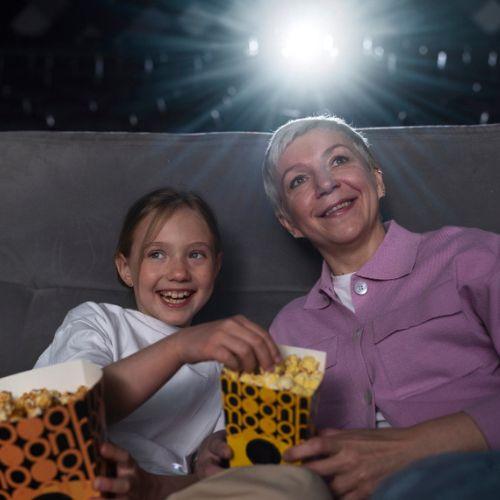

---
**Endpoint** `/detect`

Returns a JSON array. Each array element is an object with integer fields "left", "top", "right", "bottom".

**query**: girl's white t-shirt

[
  {"left": 331, "top": 273, "right": 391, "bottom": 429},
  {"left": 35, "top": 301, "right": 224, "bottom": 475}
]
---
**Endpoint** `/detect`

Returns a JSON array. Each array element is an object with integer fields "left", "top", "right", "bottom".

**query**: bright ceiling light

[
  {"left": 281, "top": 22, "right": 322, "bottom": 63},
  {"left": 279, "top": 21, "right": 339, "bottom": 68}
]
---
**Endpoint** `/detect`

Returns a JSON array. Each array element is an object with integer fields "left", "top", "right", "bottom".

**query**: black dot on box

[
  {"left": 246, "top": 438, "right": 281, "bottom": 465},
  {"left": 49, "top": 411, "right": 64, "bottom": 426},
  {"left": 10, "top": 470, "right": 26, "bottom": 484}
]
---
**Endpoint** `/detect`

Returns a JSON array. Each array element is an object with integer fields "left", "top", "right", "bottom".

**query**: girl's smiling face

[{"left": 115, "top": 206, "right": 221, "bottom": 328}]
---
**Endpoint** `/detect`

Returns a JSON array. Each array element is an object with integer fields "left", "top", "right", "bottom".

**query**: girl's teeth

[{"left": 159, "top": 291, "right": 192, "bottom": 302}]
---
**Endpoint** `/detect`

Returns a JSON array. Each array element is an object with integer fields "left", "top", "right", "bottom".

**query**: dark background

[{"left": 1, "top": 0, "right": 499, "bottom": 132}]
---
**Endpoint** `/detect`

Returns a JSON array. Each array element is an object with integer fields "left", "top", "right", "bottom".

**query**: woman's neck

[{"left": 321, "top": 221, "right": 386, "bottom": 275}]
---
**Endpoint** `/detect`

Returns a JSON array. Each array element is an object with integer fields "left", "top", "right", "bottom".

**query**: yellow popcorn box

[
  {"left": 221, "top": 345, "right": 326, "bottom": 467},
  {"left": 0, "top": 361, "right": 110, "bottom": 499}
]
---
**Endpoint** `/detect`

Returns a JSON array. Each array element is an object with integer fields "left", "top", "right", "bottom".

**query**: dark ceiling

[{"left": 0, "top": 0, "right": 499, "bottom": 132}]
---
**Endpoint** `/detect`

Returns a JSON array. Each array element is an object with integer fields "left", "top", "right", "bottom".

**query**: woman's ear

[
  {"left": 277, "top": 212, "right": 304, "bottom": 239},
  {"left": 374, "top": 167, "right": 386, "bottom": 199},
  {"left": 115, "top": 253, "right": 134, "bottom": 287}
]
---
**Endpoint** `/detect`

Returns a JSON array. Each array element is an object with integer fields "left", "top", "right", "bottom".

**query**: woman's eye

[
  {"left": 330, "top": 155, "right": 348, "bottom": 167},
  {"left": 289, "top": 175, "right": 306, "bottom": 189},
  {"left": 189, "top": 250, "right": 206, "bottom": 260}
]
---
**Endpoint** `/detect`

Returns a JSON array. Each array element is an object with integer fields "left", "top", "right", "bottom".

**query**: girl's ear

[
  {"left": 277, "top": 212, "right": 304, "bottom": 239},
  {"left": 115, "top": 253, "right": 134, "bottom": 287},
  {"left": 215, "top": 252, "right": 223, "bottom": 276}
]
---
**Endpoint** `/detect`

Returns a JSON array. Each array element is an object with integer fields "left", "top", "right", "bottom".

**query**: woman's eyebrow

[
  {"left": 280, "top": 162, "right": 308, "bottom": 183},
  {"left": 320, "top": 143, "right": 348, "bottom": 160}
]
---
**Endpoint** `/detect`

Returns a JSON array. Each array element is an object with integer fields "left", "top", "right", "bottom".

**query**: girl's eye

[
  {"left": 189, "top": 250, "right": 206, "bottom": 260},
  {"left": 330, "top": 155, "right": 348, "bottom": 167},
  {"left": 147, "top": 250, "right": 165, "bottom": 260},
  {"left": 289, "top": 175, "right": 307, "bottom": 189}
]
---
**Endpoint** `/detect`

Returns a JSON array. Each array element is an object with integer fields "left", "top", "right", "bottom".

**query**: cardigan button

[{"left": 354, "top": 281, "right": 368, "bottom": 295}]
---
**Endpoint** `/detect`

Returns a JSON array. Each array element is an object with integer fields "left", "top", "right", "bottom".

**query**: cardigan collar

[{"left": 304, "top": 220, "right": 422, "bottom": 309}]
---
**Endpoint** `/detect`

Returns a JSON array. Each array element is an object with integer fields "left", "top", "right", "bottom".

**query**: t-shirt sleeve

[
  {"left": 213, "top": 408, "right": 226, "bottom": 432},
  {"left": 34, "top": 302, "right": 114, "bottom": 368}
]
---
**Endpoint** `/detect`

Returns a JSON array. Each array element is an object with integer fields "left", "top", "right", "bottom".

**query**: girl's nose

[{"left": 166, "top": 258, "right": 190, "bottom": 281}]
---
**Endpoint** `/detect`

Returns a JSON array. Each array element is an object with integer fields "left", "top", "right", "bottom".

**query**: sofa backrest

[{"left": 1, "top": 124, "right": 500, "bottom": 376}]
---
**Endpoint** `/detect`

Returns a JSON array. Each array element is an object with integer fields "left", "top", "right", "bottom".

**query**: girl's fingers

[
  {"left": 225, "top": 323, "right": 278, "bottom": 371},
  {"left": 215, "top": 333, "right": 259, "bottom": 372},
  {"left": 100, "top": 442, "right": 131, "bottom": 464},
  {"left": 213, "top": 347, "right": 241, "bottom": 372},
  {"left": 235, "top": 316, "right": 282, "bottom": 365},
  {"left": 94, "top": 476, "right": 131, "bottom": 495}
]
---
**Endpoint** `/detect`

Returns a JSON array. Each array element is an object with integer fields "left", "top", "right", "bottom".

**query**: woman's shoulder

[{"left": 420, "top": 225, "right": 500, "bottom": 255}]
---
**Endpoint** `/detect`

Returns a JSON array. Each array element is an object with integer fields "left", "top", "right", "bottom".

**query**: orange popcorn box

[
  {"left": 0, "top": 361, "right": 110, "bottom": 500},
  {"left": 221, "top": 345, "right": 326, "bottom": 467}
]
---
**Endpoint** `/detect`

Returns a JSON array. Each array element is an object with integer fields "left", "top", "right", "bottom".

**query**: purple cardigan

[{"left": 270, "top": 221, "right": 500, "bottom": 449}]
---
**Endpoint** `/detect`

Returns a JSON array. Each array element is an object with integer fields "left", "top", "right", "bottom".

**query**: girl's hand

[
  {"left": 283, "top": 413, "right": 488, "bottom": 500},
  {"left": 194, "top": 430, "right": 232, "bottom": 479},
  {"left": 171, "top": 315, "right": 282, "bottom": 372},
  {"left": 92, "top": 442, "right": 151, "bottom": 500},
  {"left": 92, "top": 442, "right": 198, "bottom": 499}
]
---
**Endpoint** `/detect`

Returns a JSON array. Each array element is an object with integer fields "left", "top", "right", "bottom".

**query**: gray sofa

[{"left": 1, "top": 124, "right": 500, "bottom": 377}]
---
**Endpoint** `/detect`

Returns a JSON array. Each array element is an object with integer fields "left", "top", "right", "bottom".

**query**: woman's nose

[{"left": 315, "top": 167, "right": 339, "bottom": 197}]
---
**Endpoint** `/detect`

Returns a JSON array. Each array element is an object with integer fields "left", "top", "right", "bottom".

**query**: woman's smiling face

[
  {"left": 115, "top": 207, "right": 221, "bottom": 327},
  {"left": 276, "top": 128, "right": 385, "bottom": 254}
]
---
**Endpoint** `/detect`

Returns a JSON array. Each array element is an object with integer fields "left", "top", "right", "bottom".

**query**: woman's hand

[
  {"left": 284, "top": 413, "right": 488, "bottom": 500},
  {"left": 171, "top": 315, "right": 282, "bottom": 372},
  {"left": 284, "top": 427, "right": 415, "bottom": 500},
  {"left": 194, "top": 430, "right": 233, "bottom": 479},
  {"left": 92, "top": 442, "right": 197, "bottom": 499}
]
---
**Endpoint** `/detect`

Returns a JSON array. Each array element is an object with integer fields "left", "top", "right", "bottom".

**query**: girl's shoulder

[
  {"left": 62, "top": 302, "right": 139, "bottom": 333},
  {"left": 64, "top": 301, "right": 121, "bottom": 321}
]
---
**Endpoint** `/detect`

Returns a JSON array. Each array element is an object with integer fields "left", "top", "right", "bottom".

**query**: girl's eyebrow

[{"left": 143, "top": 241, "right": 212, "bottom": 249}]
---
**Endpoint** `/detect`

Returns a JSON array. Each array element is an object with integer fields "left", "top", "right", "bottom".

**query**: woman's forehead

[{"left": 279, "top": 129, "right": 353, "bottom": 166}]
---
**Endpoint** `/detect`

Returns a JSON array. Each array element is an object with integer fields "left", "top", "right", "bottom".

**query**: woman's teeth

[{"left": 324, "top": 200, "right": 352, "bottom": 216}]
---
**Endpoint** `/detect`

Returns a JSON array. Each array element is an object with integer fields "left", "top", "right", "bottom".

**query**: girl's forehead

[{"left": 134, "top": 206, "right": 214, "bottom": 247}]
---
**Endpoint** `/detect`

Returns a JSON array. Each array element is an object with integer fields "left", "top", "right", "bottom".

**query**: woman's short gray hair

[{"left": 262, "top": 115, "right": 377, "bottom": 214}]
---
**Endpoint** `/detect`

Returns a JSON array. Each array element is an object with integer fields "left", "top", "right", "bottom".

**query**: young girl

[{"left": 35, "top": 187, "right": 280, "bottom": 479}]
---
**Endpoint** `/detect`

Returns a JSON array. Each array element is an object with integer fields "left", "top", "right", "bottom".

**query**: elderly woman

[{"left": 260, "top": 115, "right": 500, "bottom": 497}]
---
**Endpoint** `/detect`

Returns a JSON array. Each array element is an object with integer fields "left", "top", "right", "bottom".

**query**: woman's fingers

[{"left": 209, "top": 436, "right": 232, "bottom": 459}]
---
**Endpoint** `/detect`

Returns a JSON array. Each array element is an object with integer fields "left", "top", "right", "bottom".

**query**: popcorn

[
  {"left": 0, "top": 386, "right": 88, "bottom": 422},
  {"left": 224, "top": 354, "right": 322, "bottom": 397}
]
